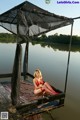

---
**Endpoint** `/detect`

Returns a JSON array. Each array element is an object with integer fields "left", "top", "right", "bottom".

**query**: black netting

[{"left": 0, "top": 1, "right": 73, "bottom": 42}]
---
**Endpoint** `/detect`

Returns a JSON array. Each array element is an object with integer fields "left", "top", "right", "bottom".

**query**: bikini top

[{"left": 35, "top": 79, "right": 45, "bottom": 86}]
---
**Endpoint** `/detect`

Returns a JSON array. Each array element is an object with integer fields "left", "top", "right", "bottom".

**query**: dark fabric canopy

[{"left": 0, "top": 1, "right": 73, "bottom": 42}]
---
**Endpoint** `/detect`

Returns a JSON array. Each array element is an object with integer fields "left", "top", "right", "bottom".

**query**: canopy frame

[{"left": 0, "top": 1, "right": 73, "bottom": 43}]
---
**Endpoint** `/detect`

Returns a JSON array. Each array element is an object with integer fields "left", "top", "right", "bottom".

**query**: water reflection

[
  {"left": 0, "top": 42, "right": 80, "bottom": 120},
  {"left": 28, "top": 42, "right": 80, "bottom": 120},
  {"left": 31, "top": 41, "right": 80, "bottom": 52}
]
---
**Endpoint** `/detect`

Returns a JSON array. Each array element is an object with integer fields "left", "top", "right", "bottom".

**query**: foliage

[
  {"left": 35, "top": 34, "right": 80, "bottom": 45},
  {"left": 0, "top": 33, "right": 16, "bottom": 43}
]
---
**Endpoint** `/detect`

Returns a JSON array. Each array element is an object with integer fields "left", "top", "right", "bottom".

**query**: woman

[{"left": 33, "top": 69, "right": 58, "bottom": 96}]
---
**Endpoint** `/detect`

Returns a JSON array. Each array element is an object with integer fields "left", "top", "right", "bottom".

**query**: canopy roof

[{"left": 0, "top": 1, "right": 73, "bottom": 41}]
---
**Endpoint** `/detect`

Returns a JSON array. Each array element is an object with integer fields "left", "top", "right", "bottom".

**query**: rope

[{"left": 64, "top": 21, "right": 74, "bottom": 94}]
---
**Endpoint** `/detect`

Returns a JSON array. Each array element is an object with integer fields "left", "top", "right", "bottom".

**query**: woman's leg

[
  {"left": 44, "top": 82, "right": 58, "bottom": 94},
  {"left": 42, "top": 85, "right": 57, "bottom": 95},
  {"left": 34, "top": 88, "right": 42, "bottom": 95}
]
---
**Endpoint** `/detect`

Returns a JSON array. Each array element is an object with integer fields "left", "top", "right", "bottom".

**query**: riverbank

[{"left": 0, "top": 33, "right": 80, "bottom": 45}]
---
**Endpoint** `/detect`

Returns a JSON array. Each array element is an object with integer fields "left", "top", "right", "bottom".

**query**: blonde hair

[{"left": 34, "top": 69, "right": 42, "bottom": 78}]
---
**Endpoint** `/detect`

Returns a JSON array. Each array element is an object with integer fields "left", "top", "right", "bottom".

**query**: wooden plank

[
  {"left": 16, "top": 92, "right": 65, "bottom": 114},
  {"left": 0, "top": 73, "right": 12, "bottom": 78},
  {"left": 0, "top": 83, "right": 11, "bottom": 103},
  {"left": 16, "top": 100, "right": 64, "bottom": 116},
  {"left": 11, "top": 43, "right": 22, "bottom": 105}
]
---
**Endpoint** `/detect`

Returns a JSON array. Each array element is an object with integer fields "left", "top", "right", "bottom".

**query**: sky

[{"left": 0, "top": 0, "right": 80, "bottom": 36}]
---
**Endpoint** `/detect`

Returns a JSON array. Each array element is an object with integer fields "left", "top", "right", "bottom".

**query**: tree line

[
  {"left": 0, "top": 33, "right": 80, "bottom": 45},
  {"left": 0, "top": 33, "right": 16, "bottom": 43},
  {"left": 35, "top": 34, "right": 80, "bottom": 45}
]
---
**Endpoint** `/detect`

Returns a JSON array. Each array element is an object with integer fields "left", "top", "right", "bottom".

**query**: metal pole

[{"left": 64, "top": 21, "right": 74, "bottom": 93}]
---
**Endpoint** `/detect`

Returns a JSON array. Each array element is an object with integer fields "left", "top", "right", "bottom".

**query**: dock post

[
  {"left": 11, "top": 43, "right": 22, "bottom": 105},
  {"left": 23, "top": 41, "right": 29, "bottom": 80}
]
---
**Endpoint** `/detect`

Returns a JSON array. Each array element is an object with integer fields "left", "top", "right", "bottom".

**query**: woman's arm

[{"left": 33, "top": 79, "right": 40, "bottom": 89}]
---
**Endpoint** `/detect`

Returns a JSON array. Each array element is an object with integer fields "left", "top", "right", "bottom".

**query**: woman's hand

[{"left": 39, "top": 84, "right": 43, "bottom": 87}]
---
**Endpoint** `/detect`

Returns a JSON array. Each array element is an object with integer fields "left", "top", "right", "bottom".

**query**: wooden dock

[
  {"left": 0, "top": 80, "right": 65, "bottom": 119},
  {"left": 0, "top": 81, "right": 42, "bottom": 107},
  {"left": 0, "top": 81, "right": 43, "bottom": 120}
]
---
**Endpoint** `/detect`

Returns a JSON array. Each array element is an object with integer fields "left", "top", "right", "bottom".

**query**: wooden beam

[
  {"left": 0, "top": 72, "right": 34, "bottom": 79},
  {"left": 23, "top": 42, "right": 29, "bottom": 80},
  {"left": 11, "top": 43, "right": 22, "bottom": 105},
  {"left": 17, "top": 93, "right": 65, "bottom": 109},
  {"left": 16, "top": 93, "right": 65, "bottom": 115},
  {"left": 0, "top": 73, "right": 12, "bottom": 78}
]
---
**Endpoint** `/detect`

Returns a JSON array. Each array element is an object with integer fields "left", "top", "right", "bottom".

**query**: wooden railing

[{"left": 0, "top": 72, "right": 34, "bottom": 79}]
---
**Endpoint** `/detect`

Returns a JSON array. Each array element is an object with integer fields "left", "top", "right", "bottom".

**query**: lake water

[{"left": 0, "top": 43, "right": 80, "bottom": 120}]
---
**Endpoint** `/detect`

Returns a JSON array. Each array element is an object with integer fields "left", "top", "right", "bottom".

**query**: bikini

[
  {"left": 35, "top": 79, "right": 45, "bottom": 92},
  {"left": 35, "top": 79, "right": 45, "bottom": 86}
]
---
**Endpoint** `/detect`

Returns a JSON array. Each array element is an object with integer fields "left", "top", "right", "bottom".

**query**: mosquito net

[{"left": 0, "top": 1, "right": 73, "bottom": 42}]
